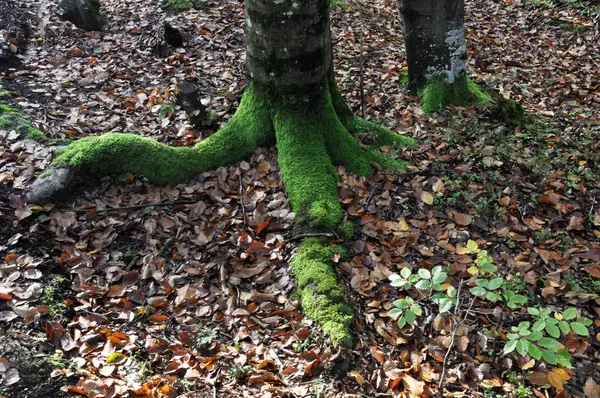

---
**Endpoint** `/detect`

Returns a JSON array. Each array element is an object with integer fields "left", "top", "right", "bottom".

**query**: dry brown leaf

[
  {"left": 420, "top": 191, "right": 434, "bottom": 205},
  {"left": 454, "top": 212, "right": 472, "bottom": 226},
  {"left": 402, "top": 374, "right": 424, "bottom": 397},
  {"left": 584, "top": 378, "right": 600, "bottom": 398}
]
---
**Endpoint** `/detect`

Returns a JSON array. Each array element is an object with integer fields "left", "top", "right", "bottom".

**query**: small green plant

[
  {"left": 228, "top": 365, "right": 254, "bottom": 381},
  {"left": 193, "top": 326, "right": 218, "bottom": 349},
  {"left": 534, "top": 228, "right": 553, "bottom": 242},
  {"left": 329, "top": 0, "right": 348, "bottom": 10},
  {"left": 528, "top": 307, "right": 592, "bottom": 338},
  {"left": 41, "top": 276, "right": 71, "bottom": 320},
  {"left": 389, "top": 266, "right": 454, "bottom": 327},
  {"left": 503, "top": 321, "right": 571, "bottom": 367}
]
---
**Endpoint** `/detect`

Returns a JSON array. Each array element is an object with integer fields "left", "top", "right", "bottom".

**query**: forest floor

[{"left": 0, "top": 0, "right": 599, "bottom": 397}]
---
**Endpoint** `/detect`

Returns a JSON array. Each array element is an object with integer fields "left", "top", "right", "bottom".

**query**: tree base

[
  {"left": 420, "top": 74, "right": 493, "bottom": 114},
  {"left": 27, "top": 80, "right": 416, "bottom": 346}
]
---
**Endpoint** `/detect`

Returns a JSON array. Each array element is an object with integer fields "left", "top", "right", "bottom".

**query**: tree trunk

[
  {"left": 399, "top": 0, "right": 491, "bottom": 112},
  {"left": 245, "top": 0, "right": 331, "bottom": 100},
  {"left": 27, "top": 0, "right": 416, "bottom": 347}
]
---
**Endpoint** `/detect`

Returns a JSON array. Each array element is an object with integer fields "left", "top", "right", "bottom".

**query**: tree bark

[
  {"left": 246, "top": 0, "right": 331, "bottom": 100},
  {"left": 399, "top": 0, "right": 467, "bottom": 92}
]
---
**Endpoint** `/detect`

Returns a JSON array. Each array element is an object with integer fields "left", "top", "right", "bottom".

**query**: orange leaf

[
  {"left": 67, "top": 387, "right": 87, "bottom": 395},
  {"left": 159, "top": 385, "right": 177, "bottom": 397},
  {"left": 585, "top": 265, "right": 600, "bottom": 279},
  {"left": 0, "top": 293, "right": 12, "bottom": 301},
  {"left": 4, "top": 253, "right": 18, "bottom": 262},
  {"left": 256, "top": 217, "right": 272, "bottom": 235},
  {"left": 548, "top": 368, "right": 571, "bottom": 390},
  {"left": 149, "top": 314, "right": 168, "bottom": 324}
]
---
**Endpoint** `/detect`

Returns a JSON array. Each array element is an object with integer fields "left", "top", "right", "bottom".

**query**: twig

[
  {"left": 286, "top": 233, "right": 336, "bottom": 242},
  {"left": 359, "top": 30, "right": 366, "bottom": 119},
  {"left": 364, "top": 180, "right": 384, "bottom": 211},
  {"left": 438, "top": 280, "right": 477, "bottom": 392},
  {"left": 239, "top": 173, "right": 247, "bottom": 228},
  {"left": 50, "top": 200, "right": 198, "bottom": 213}
]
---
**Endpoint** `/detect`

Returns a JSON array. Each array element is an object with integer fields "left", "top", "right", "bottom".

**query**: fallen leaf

[
  {"left": 584, "top": 378, "right": 600, "bottom": 398},
  {"left": 420, "top": 191, "right": 434, "bottom": 205}
]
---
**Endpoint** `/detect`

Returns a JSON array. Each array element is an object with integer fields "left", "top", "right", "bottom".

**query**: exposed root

[
  {"left": 290, "top": 238, "right": 354, "bottom": 347},
  {"left": 26, "top": 79, "right": 416, "bottom": 348},
  {"left": 0, "top": 104, "right": 47, "bottom": 141},
  {"left": 26, "top": 85, "right": 273, "bottom": 203},
  {"left": 420, "top": 73, "right": 493, "bottom": 114}
]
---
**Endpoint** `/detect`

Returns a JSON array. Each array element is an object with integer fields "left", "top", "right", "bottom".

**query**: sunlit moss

[
  {"left": 421, "top": 73, "right": 493, "bottom": 113},
  {"left": 290, "top": 238, "right": 353, "bottom": 347},
  {"left": 54, "top": 84, "right": 273, "bottom": 184}
]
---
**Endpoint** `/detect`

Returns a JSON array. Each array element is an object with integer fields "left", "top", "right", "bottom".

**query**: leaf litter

[{"left": 0, "top": 0, "right": 599, "bottom": 397}]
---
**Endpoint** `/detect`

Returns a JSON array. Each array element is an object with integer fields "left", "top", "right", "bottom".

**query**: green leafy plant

[
  {"left": 528, "top": 307, "right": 593, "bottom": 338},
  {"left": 193, "top": 326, "right": 218, "bottom": 349},
  {"left": 389, "top": 266, "right": 456, "bottom": 327},
  {"left": 503, "top": 321, "right": 571, "bottom": 367},
  {"left": 388, "top": 296, "right": 422, "bottom": 328}
]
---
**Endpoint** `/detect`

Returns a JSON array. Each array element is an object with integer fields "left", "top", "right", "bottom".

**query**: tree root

[
  {"left": 26, "top": 86, "right": 273, "bottom": 203},
  {"left": 26, "top": 80, "right": 416, "bottom": 348},
  {"left": 290, "top": 238, "right": 354, "bottom": 347}
]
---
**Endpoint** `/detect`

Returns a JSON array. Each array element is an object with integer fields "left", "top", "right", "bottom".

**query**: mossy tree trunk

[
  {"left": 399, "top": 0, "right": 491, "bottom": 113},
  {"left": 28, "top": 0, "right": 415, "bottom": 347}
]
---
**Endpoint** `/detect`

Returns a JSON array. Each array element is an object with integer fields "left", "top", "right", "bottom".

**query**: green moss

[
  {"left": 290, "top": 238, "right": 353, "bottom": 347},
  {"left": 0, "top": 105, "right": 47, "bottom": 141},
  {"left": 421, "top": 73, "right": 493, "bottom": 114},
  {"left": 339, "top": 220, "right": 354, "bottom": 240},
  {"left": 273, "top": 98, "right": 342, "bottom": 229},
  {"left": 54, "top": 84, "right": 272, "bottom": 185},
  {"left": 274, "top": 86, "right": 412, "bottom": 229},
  {"left": 164, "top": 0, "right": 208, "bottom": 11},
  {"left": 494, "top": 98, "right": 525, "bottom": 126}
]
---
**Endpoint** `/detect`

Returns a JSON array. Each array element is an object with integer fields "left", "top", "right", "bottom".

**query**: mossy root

[
  {"left": 274, "top": 88, "right": 411, "bottom": 229},
  {"left": 420, "top": 73, "right": 493, "bottom": 114},
  {"left": 27, "top": 85, "right": 273, "bottom": 202},
  {"left": 290, "top": 238, "right": 354, "bottom": 347},
  {"left": 0, "top": 104, "right": 47, "bottom": 141},
  {"left": 28, "top": 79, "right": 416, "bottom": 349}
]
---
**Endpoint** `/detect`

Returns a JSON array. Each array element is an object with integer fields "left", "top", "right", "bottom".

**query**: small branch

[
  {"left": 359, "top": 30, "right": 366, "bottom": 119},
  {"left": 286, "top": 233, "right": 336, "bottom": 243},
  {"left": 364, "top": 180, "right": 384, "bottom": 211},
  {"left": 239, "top": 173, "right": 247, "bottom": 229},
  {"left": 50, "top": 200, "right": 198, "bottom": 213},
  {"left": 438, "top": 280, "right": 477, "bottom": 393}
]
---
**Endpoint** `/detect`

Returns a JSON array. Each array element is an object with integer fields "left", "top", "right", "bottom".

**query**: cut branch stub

[{"left": 175, "top": 81, "right": 212, "bottom": 127}]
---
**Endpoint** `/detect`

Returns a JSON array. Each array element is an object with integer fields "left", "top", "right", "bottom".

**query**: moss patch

[
  {"left": 290, "top": 238, "right": 354, "bottom": 347},
  {"left": 493, "top": 98, "right": 525, "bottom": 126},
  {"left": 420, "top": 73, "right": 493, "bottom": 114},
  {"left": 0, "top": 104, "right": 47, "bottom": 140},
  {"left": 54, "top": 84, "right": 272, "bottom": 185},
  {"left": 164, "top": 0, "right": 208, "bottom": 11}
]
